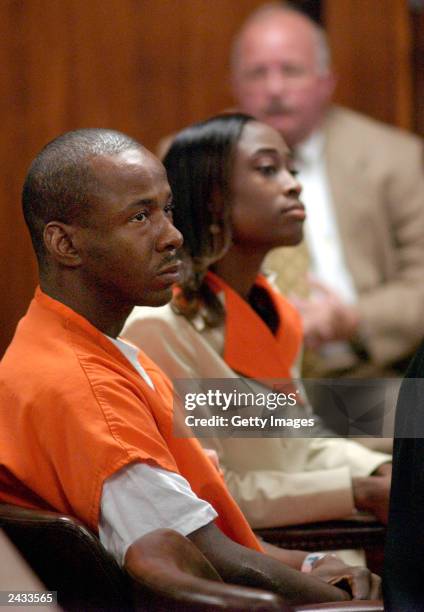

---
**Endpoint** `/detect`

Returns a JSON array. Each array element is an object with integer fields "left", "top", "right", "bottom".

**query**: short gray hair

[{"left": 231, "top": 2, "right": 331, "bottom": 75}]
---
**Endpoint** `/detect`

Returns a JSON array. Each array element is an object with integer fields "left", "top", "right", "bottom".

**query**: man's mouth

[
  {"left": 264, "top": 102, "right": 292, "bottom": 117},
  {"left": 156, "top": 260, "right": 182, "bottom": 284}
]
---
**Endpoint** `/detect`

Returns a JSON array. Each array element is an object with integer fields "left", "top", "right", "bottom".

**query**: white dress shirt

[{"left": 296, "top": 131, "right": 357, "bottom": 305}]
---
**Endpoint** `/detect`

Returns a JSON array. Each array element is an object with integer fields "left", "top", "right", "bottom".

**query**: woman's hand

[{"left": 310, "top": 554, "right": 381, "bottom": 600}]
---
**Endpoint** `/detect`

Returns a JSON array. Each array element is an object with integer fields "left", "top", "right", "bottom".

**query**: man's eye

[
  {"left": 164, "top": 203, "right": 175, "bottom": 216},
  {"left": 245, "top": 66, "right": 267, "bottom": 81},
  {"left": 257, "top": 165, "right": 277, "bottom": 176},
  {"left": 132, "top": 211, "right": 148, "bottom": 223}
]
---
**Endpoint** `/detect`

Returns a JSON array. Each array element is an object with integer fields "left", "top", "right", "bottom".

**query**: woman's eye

[
  {"left": 257, "top": 165, "right": 277, "bottom": 176},
  {"left": 289, "top": 167, "right": 299, "bottom": 177}
]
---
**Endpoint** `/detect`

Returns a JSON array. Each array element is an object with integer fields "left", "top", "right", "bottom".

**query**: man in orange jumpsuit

[{"left": 0, "top": 128, "right": 379, "bottom": 604}]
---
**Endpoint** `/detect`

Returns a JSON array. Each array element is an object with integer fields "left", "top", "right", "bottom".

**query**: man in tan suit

[{"left": 231, "top": 3, "right": 424, "bottom": 381}]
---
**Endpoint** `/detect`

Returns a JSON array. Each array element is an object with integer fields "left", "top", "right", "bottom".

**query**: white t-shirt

[{"left": 99, "top": 336, "right": 217, "bottom": 565}]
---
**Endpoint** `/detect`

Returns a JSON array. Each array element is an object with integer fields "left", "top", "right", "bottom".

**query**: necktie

[{"left": 264, "top": 240, "right": 311, "bottom": 299}]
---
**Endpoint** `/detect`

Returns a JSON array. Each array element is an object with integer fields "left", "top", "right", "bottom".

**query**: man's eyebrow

[
  {"left": 124, "top": 193, "right": 173, "bottom": 212},
  {"left": 124, "top": 199, "right": 155, "bottom": 211}
]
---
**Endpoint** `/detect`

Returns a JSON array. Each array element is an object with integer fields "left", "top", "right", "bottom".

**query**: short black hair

[
  {"left": 163, "top": 112, "right": 255, "bottom": 324},
  {"left": 22, "top": 128, "right": 141, "bottom": 265}
]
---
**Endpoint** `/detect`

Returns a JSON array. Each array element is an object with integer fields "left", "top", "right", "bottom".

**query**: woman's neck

[{"left": 212, "top": 245, "right": 266, "bottom": 299}]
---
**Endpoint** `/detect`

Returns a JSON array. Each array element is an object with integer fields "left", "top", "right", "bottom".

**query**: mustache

[
  {"left": 263, "top": 100, "right": 292, "bottom": 116},
  {"left": 158, "top": 253, "right": 180, "bottom": 268}
]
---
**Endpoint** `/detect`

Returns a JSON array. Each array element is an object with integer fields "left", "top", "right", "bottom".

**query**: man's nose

[
  {"left": 264, "top": 68, "right": 287, "bottom": 96},
  {"left": 156, "top": 216, "right": 183, "bottom": 252}
]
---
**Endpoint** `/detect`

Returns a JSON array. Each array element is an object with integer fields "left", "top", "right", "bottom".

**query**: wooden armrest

[
  {"left": 255, "top": 515, "right": 385, "bottom": 552},
  {"left": 125, "top": 528, "right": 289, "bottom": 611},
  {"left": 293, "top": 602, "right": 383, "bottom": 612},
  {"left": 0, "top": 504, "right": 383, "bottom": 611},
  {"left": 0, "top": 503, "right": 131, "bottom": 609},
  {"left": 255, "top": 515, "right": 386, "bottom": 575},
  {"left": 0, "top": 504, "right": 288, "bottom": 611}
]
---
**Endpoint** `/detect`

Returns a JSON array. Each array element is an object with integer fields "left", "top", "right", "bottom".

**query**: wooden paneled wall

[
  {"left": 0, "top": 0, "right": 263, "bottom": 356},
  {"left": 411, "top": 3, "right": 424, "bottom": 135},
  {"left": 324, "top": 0, "right": 413, "bottom": 130},
  {"left": 0, "top": 0, "right": 417, "bottom": 356}
]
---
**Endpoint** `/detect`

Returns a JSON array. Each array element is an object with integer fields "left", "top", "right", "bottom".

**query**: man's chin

[
  {"left": 263, "top": 114, "right": 298, "bottom": 141},
  {"left": 139, "top": 287, "right": 174, "bottom": 309}
]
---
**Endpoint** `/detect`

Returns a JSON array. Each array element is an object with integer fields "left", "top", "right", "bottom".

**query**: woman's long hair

[{"left": 163, "top": 112, "right": 254, "bottom": 325}]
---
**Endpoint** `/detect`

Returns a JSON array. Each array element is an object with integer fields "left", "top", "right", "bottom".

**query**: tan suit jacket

[{"left": 266, "top": 106, "right": 424, "bottom": 374}]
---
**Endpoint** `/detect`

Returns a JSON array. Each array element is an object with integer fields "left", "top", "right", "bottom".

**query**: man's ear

[
  {"left": 43, "top": 221, "right": 82, "bottom": 268},
  {"left": 321, "top": 70, "right": 337, "bottom": 103}
]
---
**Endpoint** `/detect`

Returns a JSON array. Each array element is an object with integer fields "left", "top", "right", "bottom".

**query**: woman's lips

[{"left": 281, "top": 203, "right": 306, "bottom": 221}]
